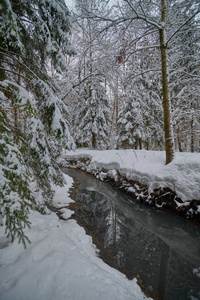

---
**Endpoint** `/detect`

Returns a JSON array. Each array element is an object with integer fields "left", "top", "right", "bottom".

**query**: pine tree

[
  {"left": 75, "top": 78, "right": 110, "bottom": 149},
  {"left": 0, "top": 0, "right": 74, "bottom": 245},
  {"left": 117, "top": 75, "right": 164, "bottom": 150},
  {"left": 117, "top": 91, "right": 144, "bottom": 149}
]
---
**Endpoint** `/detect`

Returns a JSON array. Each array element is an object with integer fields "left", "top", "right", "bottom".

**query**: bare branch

[
  {"left": 168, "top": 59, "right": 200, "bottom": 79},
  {"left": 125, "top": 45, "right": 160, "bottom": 62},
  {"left": 123, "top": 0, "right": 162, "bottom": 29},
  {"left": 166, "top": 10, "right": 200, "bottom": 47},
  {"left": 125, "top": 68, "right": 162, "bottom": 82}
]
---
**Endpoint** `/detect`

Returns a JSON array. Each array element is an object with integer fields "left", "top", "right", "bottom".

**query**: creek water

[{"left": 63, "top": 168, "right": 200, "bottom": 300}]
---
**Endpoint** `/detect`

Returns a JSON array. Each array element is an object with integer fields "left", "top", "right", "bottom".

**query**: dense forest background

[
  {"left": 0, "top": 0, "right": 199, "bottom": 244},
  {"left": 63, "top": 0, "right": 200, "bottom": 157}
]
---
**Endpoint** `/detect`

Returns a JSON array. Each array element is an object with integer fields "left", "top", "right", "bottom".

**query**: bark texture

[{"left": 160, "top": 0, "right": 175, "bottom": 164}]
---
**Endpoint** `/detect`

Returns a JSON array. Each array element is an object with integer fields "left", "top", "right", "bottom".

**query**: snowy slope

[
  {"left": 62, "top": 149, "right": 200, "bottom": 202},
  {"left": 0, "top": 174, "right": 149, "bottom": 300}
]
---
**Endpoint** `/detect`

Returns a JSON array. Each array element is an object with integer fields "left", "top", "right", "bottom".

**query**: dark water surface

[{"left": 63, "top": 168, "right": 200, "bottom": 300}]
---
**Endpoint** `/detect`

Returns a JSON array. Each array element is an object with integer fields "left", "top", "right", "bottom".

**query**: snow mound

[
  {"left": 63, "top": 149, "right": 200, "bottom": 202},
  {"left": 0, "top": 211, "right": 149, "bottom": 300},
  {"left": 59, "top": 207, "right": 74, "bottom": 219},
  {"left": 52, "top": 173, "right": 74, "bottom": 208}
]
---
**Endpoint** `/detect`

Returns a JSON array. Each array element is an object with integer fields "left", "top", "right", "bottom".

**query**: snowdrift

[{"left": 59, "top": 149, "right": 200, "bottom": 218}]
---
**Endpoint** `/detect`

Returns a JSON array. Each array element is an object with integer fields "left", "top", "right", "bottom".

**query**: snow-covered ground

[
  {"left": 60, "top": 149, "right": 200, "bottom": 209},
  {"left": 0, "top": 174, "right": 150, "bottom": 300},
  {"left": 0, "top": 149, "right": 199, "bottom": 300}
]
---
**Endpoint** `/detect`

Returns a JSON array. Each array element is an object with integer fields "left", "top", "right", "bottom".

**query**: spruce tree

[
  {"left": 0, "top": 0, "right": 74, "bottom": 245},
  {"left": 117, "top": 90, "right": 144, "bottom": 149},
  {"left": 75, "top": 78, "right": 110, "bottom": 149}
]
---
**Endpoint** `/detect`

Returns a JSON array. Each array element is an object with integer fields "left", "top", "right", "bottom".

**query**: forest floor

[
  {"left": 59, "top": 149, "right": 200, "bottom": 220},
  {"left": 0, "top": 173, "right": 150, "bottom": 300}
]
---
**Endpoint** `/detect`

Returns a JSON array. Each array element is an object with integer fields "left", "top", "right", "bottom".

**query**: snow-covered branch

[
  {"left": 168, "top": 56, "right": 200, "bottom": 79},
  {"left": 166, "top": 10, "right": 200, "bottom": 47},
  {"left": 125, "top": 69, "right": 162, "bottom": 82},
  {"left": 123, "top": 0, "right": 162, "bottom": 29}
]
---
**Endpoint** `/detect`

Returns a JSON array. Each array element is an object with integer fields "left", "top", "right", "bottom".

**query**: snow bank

[
  {"left": 0, "top": 173, "right": 149, "bottom": 300},
  {"left": 52, "top": 173, "right": 74, "bottom": 208},
  {"left": 61, "top": 149, "right": 200, "bottom": 202}
]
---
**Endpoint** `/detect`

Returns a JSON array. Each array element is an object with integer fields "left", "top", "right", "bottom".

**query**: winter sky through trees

[{"left": 65, "top": 0, "right": 74, "bottom": 8}]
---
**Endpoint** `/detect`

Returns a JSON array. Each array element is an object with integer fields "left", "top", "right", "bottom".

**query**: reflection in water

[{"left": 63, "top": 168, "right": 200, "bottom": 300}]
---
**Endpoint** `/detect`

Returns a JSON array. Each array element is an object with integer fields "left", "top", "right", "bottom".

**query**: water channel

[{"left": 62, "top": 168, "right": 200, "bottom": 300}]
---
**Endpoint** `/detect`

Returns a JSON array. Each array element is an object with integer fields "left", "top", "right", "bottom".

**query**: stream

[{"left": 62, "top": 168, "right": 200, "bottom": 300}]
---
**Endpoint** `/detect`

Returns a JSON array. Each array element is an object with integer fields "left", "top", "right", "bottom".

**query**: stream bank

[
  {"left": 66, "top": 175, "right": 155, "bottom": 300},
  {"left": 62, "top": 167, "right": 200, "bottom": 300},
  {"left": 58, "top": 153, "right": 200, "bottom": 222}
]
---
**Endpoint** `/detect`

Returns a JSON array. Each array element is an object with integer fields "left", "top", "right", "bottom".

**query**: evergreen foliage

[
  {"left": 117, "top": 92, "right": 144, "bottom": 149},
  {"left": 117, "top": 78, "right": 164, "bottom": 150},
  {"left": 75, "top": 78, "right": 110, "bottom": 149},
  {"left": 0, "top": 0, "right": 74, "bottom": 245}
]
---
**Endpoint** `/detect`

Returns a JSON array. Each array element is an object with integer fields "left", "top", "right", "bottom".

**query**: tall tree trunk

[
  {"left": 191, "top": 101, "right": 194, "bottom": 152},
  {"left": 114, "top": 75, "right": 119, "bottom": 136},
  {"left": 191, "top": 119, "right": 194, "bottom": 152},
  {"left": 160, "top": 0, "right": 175, "bottom": 164},
  {"left": 109, "top": 98, "right": 116, "bottom": 147}
]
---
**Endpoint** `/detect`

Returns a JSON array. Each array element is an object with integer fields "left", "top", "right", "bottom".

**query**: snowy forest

[{"left": 0, "top": 0, "right": 200, "bottom": 245}]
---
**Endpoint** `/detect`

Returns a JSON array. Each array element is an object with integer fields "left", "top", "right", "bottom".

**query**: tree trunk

[
  {"left": 0, "top": 51, "right": 6, "bottom": 81},
  {"left": 139, "top": 138, "right": 142, "bottom": 150},
  {"left": 92, "top": 132, "right": 96, "bottom": 149},
  {"left": 114, "top": 75, "right": 119, "bottom": 136},
  {"left": 177, "top": 130, "right": 183, "bottom": 152},
  {"left": 190, "top": 101, "right": 194, "bottom": 152},
  {"left": 160, "top": 0, "right": 175, "bottom": 164},
  {"left": 115, "top": 78, "right": 119, "bottom": 123},
  {"left": 13, "top": 106, "right": 19, "bottom": 143},
  {"left": 191, "top": 119, "right": 194, "bottom": 152}
]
